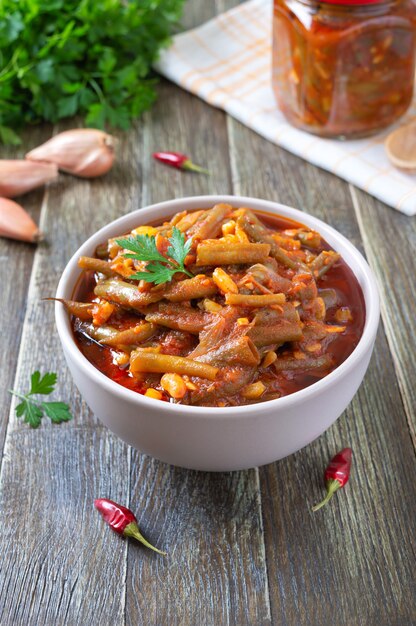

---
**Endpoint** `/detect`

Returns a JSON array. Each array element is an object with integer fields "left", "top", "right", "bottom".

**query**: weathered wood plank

[
  {"left": 350, "top": 186, "right": 416, "bottom": 449},
  {"left": 217, "top": 0, "right": 244, "bottom": 14},
  {"left": 127, "top": 460, "right": 271, "bottom": 626},
  {"left": 125, "top": 77, "right": 271, "bottom": 626},
  {"left": 0, "top": 120, "right": 144, "bottom": 624},
  {"left": 261, "top": 332, "right": 416, "bottom": 626},
  {"left": 228, "top": 118, "right": 416, "bottom": 625},
  {"left": 7, "top": 118, "right": 144, "bottom": 433},
  {"left": 1, "top": 0, "right": 415, "bottom": 623},
  {"left": 0, "top": 429, "right": 130, "bottom": 625},
  {"left": 125, "top": 2, "right": 270, "bottom": 623},
  {"left": 0, "top": 126, "right": 51, "bottom": 456},
  {"left": 141, "top": 79, "right": 232, "bottom": 206}
]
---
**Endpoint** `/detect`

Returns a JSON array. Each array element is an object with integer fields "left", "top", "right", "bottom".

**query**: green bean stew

[{"left": 69, "top": 204, "right": 365, "bottom": 406}]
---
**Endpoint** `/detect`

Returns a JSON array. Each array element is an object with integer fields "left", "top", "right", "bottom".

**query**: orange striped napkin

[{"left": 155, "top": 0, "right": 416, "bottom": 216}]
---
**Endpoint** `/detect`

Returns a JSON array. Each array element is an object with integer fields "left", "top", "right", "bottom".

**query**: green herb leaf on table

[
  {"left": 9, "top": 371, "right": 73, "bottom": 428},
  {"left": 30, "top": 371, "right": 57, "bottom": 395},
  {"left": 116, "top": 226, "right": 194, "bottom": 285},
  {"left": 42, "top": 402, "right": 73, "bottom": 424},
  {"left": 0, "top": 0, "right": 185, "bottom": 144},
  {"left": 15, "top": 400, "right": 43, "bottom": 429}
]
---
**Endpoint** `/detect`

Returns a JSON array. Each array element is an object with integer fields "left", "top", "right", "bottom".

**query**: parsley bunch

[
  {"left": 0, "top": 0, "right": 185, "bottom": 145},
  {"left": 116, "top": 226, "right": 193, "bottom": 285},
  {"left": 9, "top": 371, "right": 73, "bottom": 428}
]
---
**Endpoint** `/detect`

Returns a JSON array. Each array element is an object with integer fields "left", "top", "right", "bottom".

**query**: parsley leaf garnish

[
  {"left": 116, "top": 226, "right": 194, "bottom": 286},
  {"left": 9, "top": 371, "right": 73, "bottom": 428},
  {"left": 116, "top": 234, "right": 167, "bottom": 264},
  {"left": 167, "top": 226, "right": 193, "bottom": 266}
]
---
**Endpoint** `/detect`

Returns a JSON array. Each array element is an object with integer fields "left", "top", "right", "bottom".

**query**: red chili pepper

[
  {"left": 153, "top": 151, "right": 209, "bottom": 174},
  {"left": 312, "top": 447, "right": 352, "bottom": 512},
  {"left": 94, "top": 498, "right": 166, "bottom": 555}
]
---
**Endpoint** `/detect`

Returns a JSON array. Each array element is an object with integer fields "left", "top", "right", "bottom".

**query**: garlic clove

[
  {"left": 0, "top": 197, "right": 42, "bottom": 243},
  {"left": 26, "top": 129, "right": 115, "bottom": 178},
  {"left": 0, "top": 160, "right": 58, "bottom": 198}
]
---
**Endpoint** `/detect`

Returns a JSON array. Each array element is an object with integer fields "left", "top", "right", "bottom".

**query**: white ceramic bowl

[{"left": 56, "top": 195, "right": 380, "bottom": 471}]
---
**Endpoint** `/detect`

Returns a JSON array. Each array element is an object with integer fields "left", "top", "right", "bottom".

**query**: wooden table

[{"left": 1, "top": 2, "right": 415, "bottom": 625}]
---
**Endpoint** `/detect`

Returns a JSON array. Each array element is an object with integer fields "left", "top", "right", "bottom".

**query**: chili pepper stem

[
  {"left": 123, "top": 522, "right": 167, "bottom": 555},
  {"left": 182, "top": 159, "right": 210, "bottom": 175},
  {"left": 312, "top": 479, "right": 341, "bottom": 512}
]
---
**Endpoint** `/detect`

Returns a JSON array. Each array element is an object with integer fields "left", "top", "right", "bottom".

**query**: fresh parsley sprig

[
  {"left": 0, "top": 0, "right": 185, "bottom": 144},
  {"left": 116, "top": 226, "right": 194, "bottom": 286},
  {"left": 9, "top": 371, "right": 73, "bottom": 428}
]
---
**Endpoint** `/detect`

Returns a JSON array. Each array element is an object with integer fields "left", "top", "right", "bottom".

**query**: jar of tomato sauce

[{"left": 272, "top": 0, "right": 416, "bottom": 138}]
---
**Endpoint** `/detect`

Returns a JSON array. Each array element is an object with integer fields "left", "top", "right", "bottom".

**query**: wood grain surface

[{"left": 0, "top": 1, "right": 415, "bottom": 625}]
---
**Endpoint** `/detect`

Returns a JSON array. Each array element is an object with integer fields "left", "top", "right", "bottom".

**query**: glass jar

[{"left": 272, "top": 0, "right": 416, "bottom": 138}]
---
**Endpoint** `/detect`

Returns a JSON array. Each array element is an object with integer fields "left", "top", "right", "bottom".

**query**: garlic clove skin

[
  {"left": 26, "top": 129, "right": 115, "bottom": 178},
  {"left": 0, "top": 197, "right": 42, "bottom": 243},
  {"left": 0, "top": 160, "right": 58, "bottom": 198}
]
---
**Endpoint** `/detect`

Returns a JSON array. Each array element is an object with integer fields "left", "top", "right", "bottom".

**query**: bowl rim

[{"left": 55, "top": 194, "right": 380, "bottom": 418}]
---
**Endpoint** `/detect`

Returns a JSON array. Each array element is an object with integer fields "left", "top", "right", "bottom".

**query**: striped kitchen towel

[{"left": 155, "top": 0, "right": 416, "bottom": 216}]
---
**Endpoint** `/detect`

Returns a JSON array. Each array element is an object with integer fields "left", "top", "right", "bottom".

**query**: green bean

[
  {"left": 78, "top": 256, "right": 118, "bottom": 277},
  {"left": 196, "top": 335, "right": 260, "bottom": 367},
  {"left": 190, "top": 366, "right": 254, "bottom": 405},
  {"left": 130, "top": 349, "right": 218, "bottom": 381},
  {"left": 273, "top": 353, "right": 333, "bottom": 372},
  {"left": 225, "top": 293, "right": 285, "bottom": 307},
  {"left": 196, "top": 242, "right": 270, "bottom": 266},
  {"left": 187, "top": 203, "right": 232, "bottom": 240},
  {"left": 145, "top": 304, "right": 211, "bottom": 334},
  {"left": 297, "top": 230, "right": 321, "bottom": 249},
  {"left": 94, "top": 279, "right": 163, "bottom": 310},
  {"left": 44, "top": 298, "right": 93, "bottom": 321},
  {"left": 100, "top": 323, "right": 157, "bottom": 348},
  {"left": 76, "top": 322, "right": 118, "bottom": 343},
  {"left": 237, "top": 212, "right": 300, "bottom": 270},
  {"left": 310, "top": 251, "right": 340, "bottom": 278},
  {"left": 248, "top": 321, "right": 303, "bottom": 347},
  {"left": 245, "top": 263, "right": 292, "bottom": 293},
  {"left": 253, "top": 303, "right": 300, "bottom": 324},
  {"left": 163, "top": 275, "right": 217, "bottom": 302},
  {"left": 174, "top": 210, "right": 205, "bottom": 233}
]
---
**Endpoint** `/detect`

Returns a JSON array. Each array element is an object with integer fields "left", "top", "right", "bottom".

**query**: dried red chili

[
  {"left": 153, "top": 151, "right": 209, "bottom": 174},
  {"left": 94, "top": 498, "right": 166, "bottom": 555},
  {"left": 312, "top": 447, "right": 352, "bottom": 512}
]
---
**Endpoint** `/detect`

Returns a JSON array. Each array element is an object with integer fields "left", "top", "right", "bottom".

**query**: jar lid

[{"left": 319, "top": 0, "right": 385, "bottom": 4}]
